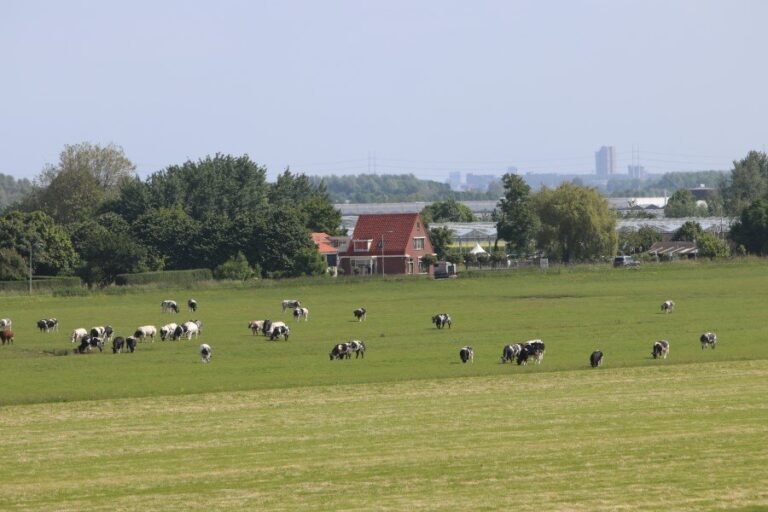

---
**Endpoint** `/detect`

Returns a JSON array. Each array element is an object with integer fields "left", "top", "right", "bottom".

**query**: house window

[
  {"left": 413, "top": 237, "right": 425, "bottom": 250},
  {"left": 353, "top": 240, "right": 372, "bottom": 252},
  {"left": 407, "top": 258, "right": 414, "bottom": 274}
]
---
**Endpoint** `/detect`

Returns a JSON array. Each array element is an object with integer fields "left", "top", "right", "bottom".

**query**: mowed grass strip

[
  {"left": 0, "top": 361, "right": 767, "bottom": 511},
  {"left": 1, "top": 261, "right": 768, "bottom": 406}
]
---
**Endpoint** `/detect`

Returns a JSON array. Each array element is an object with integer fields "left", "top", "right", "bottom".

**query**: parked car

[
  {"left": 434, "top": 261, "right": 458, "bottom": 279},
  {"left": 613, "top": 255, "right": 640, "bottom": 268}
]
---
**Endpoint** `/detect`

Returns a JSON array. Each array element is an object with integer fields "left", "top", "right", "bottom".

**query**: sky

[{"left": 2, "top": 0, "right": 767, "bottom": 182}]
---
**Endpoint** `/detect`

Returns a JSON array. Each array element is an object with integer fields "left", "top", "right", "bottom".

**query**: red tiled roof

[
  {"left": 345, "top": 213, "right": 430, "bottom": 256},
  {"left": 311, "top": 232, "right": 337, "bottom": 254}
]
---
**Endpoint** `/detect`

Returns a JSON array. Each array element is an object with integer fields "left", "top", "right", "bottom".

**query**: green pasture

[
  {"left": 1, "top": 261, "right": 768, "bottom": 510},
  {"left": 1, "top": 261, "right": 766, "bottom": 405}
]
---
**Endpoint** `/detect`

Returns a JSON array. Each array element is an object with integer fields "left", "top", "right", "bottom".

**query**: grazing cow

[
  {"left": 90, "top": 326, "right": 106, "bottom": 339},
  {"left": 353, "top": 308, "right": 367, "bottom": 322},
  {"left": 112, "top": 336, "right": 125, "bottom": 354},
  {"left": 161, "top": 300, "right": 179, "bottom": 313},
  {"left": 160, "top": 323, "right": 178, "bottom": 341},
  {"left": 76, "top": 335, "right": 104, "bottom": 353},
  {"left": 652, "top": 340, "right": 670, "bottom": 359},
  {"left": 172, "top": 324, "right": 186, "bottom": 341},
  {"left": 188, "top": 299, "right": 198, "bottom": 312},
  {"left": 70, "top": 328, "right": 88, "bottom": 344},
  {"left": 37, "top": 318, "right": 58, "bottom": 333},
  {"left": 661, "top": 300, "right": 675, "bottom": 313},
  {"left": 293, "top": 307, "right": 309, "bottom": 321},
  {"left": 133, "top": 325, "right": 157, "bottom": 342},
  {"left": 700, "top": 332, "right": 717, "bottom": 350},
  {"left": 281, "top": 299, "right": 301, "bottom": 312},
  {"left": 459, "top": 346, "right": 474, "bottom": 363},
  {"left": 347, "top": 340, "right": 366, "bottom": 358},
  {"left": 0, "top": 319, "right": 11, "bottom": 328},
  {"left": 264, "top": 321, "right": 286, "bottom": 338},
  {"left": 0, "top": 329, "right": 14, "bottom": 345},
  {"left": 104, "top": 325, "right": 113, "bottom": 341},
  {"left": 125, "top": 336, "right": 137, "bottom": 353},
  {"left": 500, "top": 344, "right": 523, "bottom": 363},
  {"left": 590, "top": 350, "right": 604, "bottom": 368},
  {"left": 270, "top": 325, "right": 290, "bottom": 341},
  {"left": 181, "top": 321, "right": 200, "bottom": 340},
  {"left": 249, "top": 320, "right": 266, "bottom": 335},
  {"left": 432, "top": 313, "right": 452, "bottom": 329},
  {"left": 200, "top": 343, "right": 212, "bottom": 363},
  {"left": 517, "top": 340, "right": 546, "bottom": 365},
  {"left": 329, "top": 343, "right": 350, "bottom": 360}
]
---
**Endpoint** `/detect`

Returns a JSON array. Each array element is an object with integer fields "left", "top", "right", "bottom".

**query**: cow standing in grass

[
  {"left": 329, "top": 343, "right": 350, "bottom": 360},
  {"left": 188, "top": 299, "right": 198, "bottom": 312},
  {"left": 200, "top": 343, "right": 212, "bottom": 363},
  {"left": 459, "top": 346, "right": 474, "bottom": 363},
  {"left": 700, "top": 332, "right": 717, "bottom": 350},
  {"left": 353, "top": 308, "right": 367, "bottom": 321},
  {"left": 1, "top": 329, "right": 14, "bottom": 345},
  {"left": 37, "top": 318, "right": 58, "bottom": 333},
  {"left": 517, "top": 340, "right": 546, "bottom": 365},
  {"left": 500, "top": 344, "right": 522, "bottom": 363},
  {"left": 590, "top": 350, "right": 604, "bottom": 368},
  {"left": 112, "top": 337, "right": 125, "bottom": 353},
  {"left": 70, "top": 328, "right": 88, "bottom": 343},
  {"left": 661, "top": 300, "right": 675, "bottom": 313},
  {"left": 347, "top": 340, "right": 366, "bottom": 358},
  {"left": 432, "top": 313, "right": 452, "bottom": 329},
  {"left": 293, "top": 307, "right": 309, "bottom": 321},
  {"left": 652, "top": 340, "right": 670, "bottom": 359},
  {"left": 282, "top": 300, "right": 301, "bottom": 312},
  {"left": 161, "top": 300, "right": 179, "bottom": 313},
  {"left": 134, "top": 325, "right": 157, "bottom": 342}
]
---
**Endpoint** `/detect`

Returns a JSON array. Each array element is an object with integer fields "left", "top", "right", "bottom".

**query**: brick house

[{"left": 339, "top": 213, "right": 436, "bottom": 276}]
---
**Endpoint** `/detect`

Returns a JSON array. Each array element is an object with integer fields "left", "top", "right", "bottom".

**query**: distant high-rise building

[
  {"left": 595, "top": 146, "right": 616, "bottom": 176},
  {"left": 448, "top": 171, "right": 462, "bottom": 191},
  {"left": 465, "top": 173, "right": 496, "bottom": 192}
]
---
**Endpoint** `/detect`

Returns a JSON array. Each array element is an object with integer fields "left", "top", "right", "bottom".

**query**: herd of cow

[{"left": 1, "top": 297, "right": 718, "bottom": 366}]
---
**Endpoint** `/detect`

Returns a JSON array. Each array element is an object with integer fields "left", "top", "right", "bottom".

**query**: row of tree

[{"left": 1, "top": 144, "right": 340, "bottom": 285}]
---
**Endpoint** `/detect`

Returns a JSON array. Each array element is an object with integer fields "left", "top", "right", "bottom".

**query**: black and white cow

[
  {"left": 590, "top": 350, "right": 604, "bottom": 368},
  {"left": 293, "top": 307, "right": 309, "bottom": 321},
  {"left": 249, "top": 320, "right": 266, "bottom": 335},
  {"left": 270, "top": 325, "right": 290, "bottom": 341},
  {"left": 459, "top": 346, "right": 474, "bottom": 363},
  {"left": 37, "top": 318, "right": 58, "bottom": 333},
  {"left": 125, "top": 336, "right": 137, "bottom": 353},
  {"left": 329, "top": 343, "right": 350, "bottom": 360},
  {"left": 90, "top": 326, "right": 106, "bottom": 339},
  {"left": 652, "top": 340, "right": 670, "bottom": 359},
  {"left": 700, "top": 332, "right": 717, "bottom": 350},
  {"left": 70, "top": 328, "right": 88, "bottom": 343},
  {"left": 188, "top": 299, "right": 198, "bottom": 312},
  {"left": 200, "top": 343, "right": 212, "bottom": 363},
  {"left": 104, "top": 325, "right": 113, "bottom": 341},
  {"left": 661, "top": 300, "right": 675, "bottom": 313},
  {"left": 516, "top": 340, "right": 546, "bottom": 365},
  {"left": 172, "top": 324, "right": 186, "bottom": 341},
  {"left": 500, "top": 344, "right": 523, "bottom": 363},
  {"left": 432, "top": 313, "right": 452, "bottom": 329},
  {"left": 0, "top": 319, "right": 11, "bottom": 329},
  {"left": 160, "top": 323, "right": 178, "bottom": 341},
  {"left": 161, "top": 300, "right": 179, "bottom": 313},
  {"left": 282, "top": 299, "right": 301, "bottom": 312},
  {"left": 264, "top": 321, "right": 286, "bottom": 338},
  {"left": 76, "top": 335, "right": 104, "bottom": 353},
  {"left": 347, "top": 340, "right": 366, "bottom": 358},
  {"left": 353, "top": 308, "right": 367, "bottom": 322},
  {"left": 181, "top": 321, "right": 201, "bottom": 340},
  {"left": 112, "top": 336, "right": 125, "bottom": 354},
  {"left": 134, "top": 325, "right": 157, "bottom": 342}
]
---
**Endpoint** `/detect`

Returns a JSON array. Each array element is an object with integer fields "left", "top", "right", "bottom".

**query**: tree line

[{"left": 0, "top": 143, "right": 341, "bottom": 285}]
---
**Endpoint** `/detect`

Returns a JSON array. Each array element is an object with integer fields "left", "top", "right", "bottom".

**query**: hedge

[
  {"left": 115, "top": 269, "right": 213, "bottom": 286},
  {"left": 0, "top": 276, "right": 83, "bottom": 292}
]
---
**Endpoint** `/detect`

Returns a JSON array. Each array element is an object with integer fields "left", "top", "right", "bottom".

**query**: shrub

[{"left": 213, "top": 252, "right": 256, "bottom": 281}]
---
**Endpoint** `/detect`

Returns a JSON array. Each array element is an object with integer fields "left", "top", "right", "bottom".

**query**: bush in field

[{"left": 214, "top": 252, "right": 257, "bottom": 281}]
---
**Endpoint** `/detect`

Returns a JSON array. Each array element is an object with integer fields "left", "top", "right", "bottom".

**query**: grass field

[{"left": 1, "top": 261, "right": 768, "bottom": 510}]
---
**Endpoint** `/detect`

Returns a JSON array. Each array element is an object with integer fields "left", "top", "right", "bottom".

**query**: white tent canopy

[{"left": 469, "top": 242, "right": 488, "bottom": 255}]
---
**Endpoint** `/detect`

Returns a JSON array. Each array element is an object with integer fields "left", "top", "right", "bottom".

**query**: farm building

[
  {"left": 339, "top": 213, "right": 436, "bottom": 276},
  {"left": 648, "top": 241, "right": 699, "bottom": 259}
]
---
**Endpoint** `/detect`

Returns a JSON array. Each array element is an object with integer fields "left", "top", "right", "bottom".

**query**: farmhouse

[
  {"left": 311, "top": 232, "right": 341, "bottom": 275},
  {"left": 339, "top": 213, "right": 436, "bottom": 276}
]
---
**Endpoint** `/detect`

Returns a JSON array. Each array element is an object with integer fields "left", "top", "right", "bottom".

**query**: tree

[
  {"left": 496, "top": 174, "right": 538, "bottom": 256},
  {"left": 428, "top": 226, "right": 454, "bottom": 260},
  {"left": 213, "top": 252, "right": 256, "bottom": 280},
  {"left": 291, "top": 247, "right": 328, "bottom": 277},
  {"left": 533, "top": 183, "right": 617, "bottom": 262},
  {"left": 420, "top": 198, "right": 474, "bottom": 224},
  {"left": 0, "top": 248, "right": 27, "bottom": 281},
  {"left": 36, "top": 142, "right": 135, "bottom": 190},
  {"left": 132, "top": 207, "right": 200, "bottom": 270},
  {"left": 269, "top": 171, "right": 342, "bottom": 234},
  {"left": 245, "top": 209, "right": 316, "bottom": 277},
  {"left": 720, "top": 151, "right": 768, "bottom": 216},
  {"left": 0, "top": 211, "right": 78, "bottom": 275},
  {"left": 672, "top": 221, "right": 704, "bottom": 242},
  {"left": 730, "top": 199, "right": 768, "bottom": 254},
  {"left": 696, "top": 233, "right": 730, "bottom": 258},
  {"left": 664, "top": 189, "right": 703, "bottom": 218},
  {"left": 26, "top": 167, "right": 105, "bottom": 224}
]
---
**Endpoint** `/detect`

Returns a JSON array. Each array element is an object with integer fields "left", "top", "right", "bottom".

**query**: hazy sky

[{"left": 2, "top": 0, "right": 767, "bottom": 181}]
